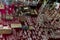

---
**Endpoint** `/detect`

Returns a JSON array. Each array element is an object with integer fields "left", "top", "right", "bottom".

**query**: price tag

[
  {"left": 0, "top": 3, "right": 4, "bottom": 9},
  {"left": 29, "top": 26, "right": 34, "bottom": 30},
  {"left": 11, "top": 23, "right": 22, "bottom": 28}
]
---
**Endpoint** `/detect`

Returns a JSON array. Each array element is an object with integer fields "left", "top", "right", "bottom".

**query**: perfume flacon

[
  {"left": 6, "top": 11, "right": 10, "bottom": 20},
  {"left": 9, "top": 13, "right": 13, "bottom": 20},
  {"left": 0, "top": 12, "right": 2, "bottom": 20}
]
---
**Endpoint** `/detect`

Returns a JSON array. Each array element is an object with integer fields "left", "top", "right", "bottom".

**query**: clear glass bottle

[
  {"left": 0, "top": 12, "right": 2, "bottom": 20},
  {"left": 5, "top": 10, "right": 10, "bottom": 20}
]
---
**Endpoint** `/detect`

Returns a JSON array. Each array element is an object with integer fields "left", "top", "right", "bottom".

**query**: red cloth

[{"left": 0, "top": 4, "right": 14, "bottom": 14}]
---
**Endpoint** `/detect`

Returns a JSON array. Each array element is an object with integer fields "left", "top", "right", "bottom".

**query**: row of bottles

[
  {"left": 14, "top": 5, "right": 38, "bottom": 17},
  {"left": 0, "top": 0, "right": 38, "bottom": 35},
  {"left": 0, "top": 0, "right": 38, "bottom": 21}
]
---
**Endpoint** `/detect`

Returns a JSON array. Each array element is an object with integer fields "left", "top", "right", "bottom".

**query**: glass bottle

[
  {"left": 5, "top": 10, "right": 10, "bottom": 20},
  {"left": 0, "top": 12, "right": 2, "bottom": 20}
]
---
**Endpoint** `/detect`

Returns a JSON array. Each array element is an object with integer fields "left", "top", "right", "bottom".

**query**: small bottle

[
  {"left": 0, "top": 12, "right": 2, "bottom": 20},
  {"left": 10, "top": 13, "right": 13, "bottom": 20},
  {"left": 6, "top": 11, "right": 9, "bottom": 15},
  {"left": 6, "top": 11, "right": 9, "bottom": 20}
]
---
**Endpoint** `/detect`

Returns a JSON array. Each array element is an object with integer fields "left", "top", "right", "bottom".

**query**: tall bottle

[
  {"left": 5, "top": 10, "right": 10, "bottom": 20},
  {"left": 0, "top": 12, "right": 2, "bottom": 20}
]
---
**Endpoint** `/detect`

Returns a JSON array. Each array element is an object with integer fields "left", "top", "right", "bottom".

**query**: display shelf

[{"left": 0, "top": 0, "right": 60, "bottom": 40}]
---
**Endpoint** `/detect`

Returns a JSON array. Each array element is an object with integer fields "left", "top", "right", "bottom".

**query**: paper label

[{"left": 11, "top": 24, "right": 22, "bottom": 28}]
